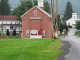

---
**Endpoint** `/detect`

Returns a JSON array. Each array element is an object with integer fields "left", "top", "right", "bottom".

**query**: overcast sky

[{"left": 9, "top": 0, "right": 80, "bottom": 15}]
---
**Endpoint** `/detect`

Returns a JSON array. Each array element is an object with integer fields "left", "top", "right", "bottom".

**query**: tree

[
  {"left": 55, "top": 15, "right": 61, "bottom": 30},
  {"left": 13, "top": 29, "right": 16, "bottom": 36},
  {"left": 12, "top": 0, "right": 51, "bottom": 21},
  {"left": 33, "top": 0, "right": 38, "bottom": 6},
  {"left": 6, "top": 29, "right": 10, "bottom": 35},
  {"left": 64, "top": 1, "right": 73, "bottom": 20},
  {"left": 76, "top": 21, "right": 80, "bottom": 30},
  {"left": 44, "top": 0, "right": 51, "bottom": 13},
  {"left": 0, "top": 0, "right": 11, "bottom": 15}
]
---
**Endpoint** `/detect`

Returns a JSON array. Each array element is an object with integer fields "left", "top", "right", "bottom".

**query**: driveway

[{"left": 57, "top": 29, "right": 80, "bottom": 60}]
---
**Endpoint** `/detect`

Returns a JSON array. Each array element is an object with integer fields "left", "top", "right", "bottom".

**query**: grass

[
  {"left": 75, "top": 31, "right": 80, "bottom": 35},
  {"left": 0, "top": 37, "right": 62, "bottom": 60}
]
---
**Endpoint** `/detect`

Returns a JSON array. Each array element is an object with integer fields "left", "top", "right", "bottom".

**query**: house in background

[
  {"left": 0, "top": 15, "right": 22, "bottom": 35},
  {"left": 20, "top": 0, "right": 56, "bottom": 38},
  {"left": 66, "top": 13, "right": 80, "bottom": 28}
]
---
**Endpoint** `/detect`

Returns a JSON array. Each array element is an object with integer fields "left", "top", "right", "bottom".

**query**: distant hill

[{"left": 9, "top": 0, "right": 80, "bottom": 15}]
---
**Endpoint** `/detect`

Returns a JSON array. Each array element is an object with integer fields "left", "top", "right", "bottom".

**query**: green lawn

[
  {"left": 75, "top": 31, "right": 80, "bottom": 35},
  {"left": 0, "top": 37, "right": 62, "bottom": 60}
]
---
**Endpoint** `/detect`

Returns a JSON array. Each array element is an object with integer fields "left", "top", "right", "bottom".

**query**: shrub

[
  {"left": 68, "top": 26, "right": 72, "bottom": 28},
  {"left": 54, "top": 36, "right": 57, "bottom": 39},
  {"left": 60, "top": 23, "right": 68, "bottom": 32},
  {"left": 76, "top": 21, "right": 80, "bottom": 30},
  {"left": 0, "top": 30, "right": 1, "bottom": 35},
  {"left": 6, "top": 29, "right": 10, "bottom": 35},
  {"left": 13, "top": 29, "right": 16, "bottom": 36}
]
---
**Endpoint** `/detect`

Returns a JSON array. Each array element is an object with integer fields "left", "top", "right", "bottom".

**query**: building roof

[
  {"left": 21, "top": 6, "right": 51, "bottom": 18},
  {"left": 0, "top": 15, "right": 18, "bottom": 21}
]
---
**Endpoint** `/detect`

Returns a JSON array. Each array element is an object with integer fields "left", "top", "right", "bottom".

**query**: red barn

[{"left": 20, "top": 0, "right": 53, "bottom": 38}]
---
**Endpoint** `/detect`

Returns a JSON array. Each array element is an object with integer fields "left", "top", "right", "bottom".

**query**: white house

[
  {"left": 0, "top": 15, "right": 22, "bottom": 35},
  {"left": 66, "top": 13, "right": 80, "bottom": 28}
]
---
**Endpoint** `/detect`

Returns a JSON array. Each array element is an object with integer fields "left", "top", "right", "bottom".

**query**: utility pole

[
  {"left": 55, "top": 0, "right": 58, "bottom": 38},
  {"left": 50, "top": 0, "right": 54, "bottom": 41}
]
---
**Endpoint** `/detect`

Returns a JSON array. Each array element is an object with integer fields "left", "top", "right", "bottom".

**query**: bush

[
  {"left": 13, "top": 29, "right": 16, "bottom": 36},
  {"left": 54, "top": 36, "right": 57, "bottom": 39},
  {"left": 76, "top": 21, "right": 80, "bottom": 30},
  {"left": 0, "top": 30, "right": 1, "bottom": 35},
  {"left": 6, "top": 29, "right": 10, "bottom": 35},
  {"left": 68, "top": 26, "right": 72, "bottom": 28},
  {"left": 60, "top": 23, "right": 68, "bottom": 32}
]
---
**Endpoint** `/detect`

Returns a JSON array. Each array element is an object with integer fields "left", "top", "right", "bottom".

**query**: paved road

[{"left": 59, "top": 29, "right": 80, "bottom": 60}]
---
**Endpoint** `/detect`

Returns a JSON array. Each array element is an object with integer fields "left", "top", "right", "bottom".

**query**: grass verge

[
  {"left": 0, "top": 38, "right": 62, "bottom": 60},
  {"left": 75, "top": 31, "right": 80, "bottom": 35}
]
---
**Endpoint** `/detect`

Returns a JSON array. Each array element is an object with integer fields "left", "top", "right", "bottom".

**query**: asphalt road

[{"left": 58, "top": 29, "right": 80, "bottom": 60}]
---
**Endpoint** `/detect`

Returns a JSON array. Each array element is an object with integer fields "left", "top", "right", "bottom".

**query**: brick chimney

[
  {"left": 26, "top": 7, "right": 27, "bottom": 12},
  {"left": 38, "top": 0, "right": 44, "bottom": 10}
]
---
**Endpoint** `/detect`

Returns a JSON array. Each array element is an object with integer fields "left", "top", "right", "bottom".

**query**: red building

[{"left": 20, "top": 0, "right": 52, "bottom": 38}]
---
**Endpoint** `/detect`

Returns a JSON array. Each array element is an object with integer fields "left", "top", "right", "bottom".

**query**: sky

[{"left": 9, "top": 0, "right": 80, "bottom": 15}]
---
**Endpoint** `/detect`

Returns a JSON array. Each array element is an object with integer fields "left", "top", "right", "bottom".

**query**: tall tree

[
  {"left": 12, "top": 0, "right": 51, "bottom": 21},
  {"left": 33, "top": 0, "right": 38, "bottom": 6},
  {"left": 0, "top": 0, "right": 11, "bottom": 15},
  {"left": 44, "top": 0, "right": 51, "bottom": 13},
  {"left": 64, "top": 1, "right": 73, "bottom": 20}
]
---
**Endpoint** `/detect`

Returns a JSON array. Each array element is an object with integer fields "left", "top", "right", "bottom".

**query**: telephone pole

[
  {"left": 50, "top": 0, "right": 54, "bottom": 41},
  {"left": 55, "top": 0, "right": 58, "bottom": 38}
]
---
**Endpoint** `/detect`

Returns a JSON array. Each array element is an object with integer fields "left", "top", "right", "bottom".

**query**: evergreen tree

[
  {"left": 13, "top": 29, "right": 16, "bottom": 36},
  {"left": 0, "top": 0, "right": 11, "bottom": 15},
  {"left": 44, "top": 0, "right": 51, "bottom": 13},
  {"left": 64, "top": 1, "right": 73, "bottom": 20},
  {"left": 33, "top": 0, "right": 38, "bottom": 6},
  {"left": 6, "top": 29, "right": 10, "bottom": 35}
]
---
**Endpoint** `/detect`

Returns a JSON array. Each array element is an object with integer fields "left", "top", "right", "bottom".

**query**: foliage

[
  {"left": 60, "top": 23, "right": 68, "bottom": 32},
  {"left": 0, "top": 30, "right": 1, "bottom": 35},
  {"left": 68, "top": 26, "right": 72, "bottom": 28},
  {"left": 55, "top": 15, "right": 61, "bottom": 30},
  {"left": 0, "top": 0, "right": 11, "bottom": 15},
  {"left": 64, "top": 1, "right": 73, "bottom": 20},
  {"left": 75, "top": 31, "right": 80, "bottom": 35},
  {"left": 76, "top": 21, "right": 80, "bottom": 30},
  {"left": 13, "top": 29, "right": 16, "bottom": 36},
  {"left": 44, "top": 0, "right": 51, "bottom": 13},
  {"left": 12, "top": 0, "right": 51, "bottom": 21},
  {"left": 6, "top": 29, "right": 10, "bottom": 35},
  {"left": 0, "top": 38, "right": 62, "bottom": 60}
]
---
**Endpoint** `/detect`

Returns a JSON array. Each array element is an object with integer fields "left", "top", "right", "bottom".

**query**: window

[
  {"left": 42, "top": 30, "right": 45, "bottom": 36},
  {"left": 15, "top": 22, "right": 16, "bottom": 24},
  {"left": 34, "top": 10, "right": 37, "bottom": 16},
  {"left": 74, "top": 16, "right": 75, "bottom": 19},
  {"left": 11, "top": 22, "right": 12, "bottom": 24},
  {"left": 26, "top": 30, "right": 29, "bottom": 36},
  {"left": 10, "top": 26, "right": 13, "bottom": 30},
  {"left": 5, "top": 22, "right": 7, "bottom": 24},
  {"left": 68, "top": 23, "right": 70, "bottom": 26}
]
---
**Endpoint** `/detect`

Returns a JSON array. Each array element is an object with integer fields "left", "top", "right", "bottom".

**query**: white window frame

[
  {"left": 34, "top": 10, "right": 37, "bottom": 16},
  {"left": 42, "top": 30, "right": 45, "bottom": 36},
  {"left": 26, "top": 30, "right": 29, "bottom": 36}
]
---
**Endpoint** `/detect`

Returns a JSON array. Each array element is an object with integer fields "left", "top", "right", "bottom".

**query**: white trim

[
  {"left": 30, "top": 17, "right": 41, "bottom": 20},
  {"left": 21, "top": 6, "right": 51, "bottom": 18}
]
